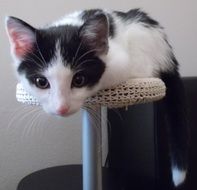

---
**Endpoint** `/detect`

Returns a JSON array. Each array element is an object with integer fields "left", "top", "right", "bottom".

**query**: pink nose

[{"left": 57, "top": 106, "right": 69, "bottom": 115}]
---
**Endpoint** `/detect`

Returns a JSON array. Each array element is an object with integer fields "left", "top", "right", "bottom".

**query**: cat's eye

[
  {"left": 34, "top": 76, "right": 50, "bottom": 89},
  {"left": 72, "top": 73, "right": 86, "bottom": 88}
]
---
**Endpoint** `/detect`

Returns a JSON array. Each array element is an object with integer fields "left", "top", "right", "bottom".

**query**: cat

[{"left": 5, "top": 8, "right": 188, "bottom": 187}]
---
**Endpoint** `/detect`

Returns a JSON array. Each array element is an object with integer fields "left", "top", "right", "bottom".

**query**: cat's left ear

[
  {"left": 5, "top": 16, "right": 36, "bottom": 60},
  {"left": 80, "top": 13, "right": 109, "bottom": 55}
]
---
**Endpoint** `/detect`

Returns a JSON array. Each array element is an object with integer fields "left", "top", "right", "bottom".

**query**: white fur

[
  {"left": 18, "top": 10, "right": 173, "bottom": 91},
  {"left": 99, "top": 14, "right": 173, "bottom": 89},
  {"left": 52, "top": 11, "right": 84, "bottom": 27},
  {"left": 172, "top": 167, "right": 186, "bottom": 187}
]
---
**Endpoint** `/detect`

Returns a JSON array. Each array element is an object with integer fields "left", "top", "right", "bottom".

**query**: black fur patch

[
  {"left": 18, "top": 24, "right": 106, "bottom": 87},
  {"left": 114, "top": 9, "right": 159, "bottom": 28}
]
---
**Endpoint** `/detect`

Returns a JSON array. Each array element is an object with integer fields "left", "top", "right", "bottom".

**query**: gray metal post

[{"left": 82, "top": 106, "right": 102, "bottom": 190}]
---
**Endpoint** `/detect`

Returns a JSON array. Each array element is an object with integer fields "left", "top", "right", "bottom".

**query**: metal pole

[{"left": 82, "top": 106, "right": 102, "bottom": 190}]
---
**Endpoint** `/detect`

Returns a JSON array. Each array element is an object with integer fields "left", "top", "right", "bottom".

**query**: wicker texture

[
  {"left": 16, "top": 84, "right": 40, "bottom": 106},
  {"left": 16, "top": 78, "right": 166, "bottom": 108}
]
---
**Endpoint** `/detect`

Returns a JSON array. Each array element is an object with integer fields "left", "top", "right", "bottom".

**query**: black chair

[{"left": 107, "top": 77, "right": 197, "bottom": 190}]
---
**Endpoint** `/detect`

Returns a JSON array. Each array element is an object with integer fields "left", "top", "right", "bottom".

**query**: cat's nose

[{"left": 57, "top": 106, "right": 69, "bottom": 115}]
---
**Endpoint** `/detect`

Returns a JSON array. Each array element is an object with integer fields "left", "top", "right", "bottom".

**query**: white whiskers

[
  {"left": 7, "top": 105, "right": 45, "bottom": 140},
  {"left": 74, "top": 48, "right": 99, "bottom": 65}
]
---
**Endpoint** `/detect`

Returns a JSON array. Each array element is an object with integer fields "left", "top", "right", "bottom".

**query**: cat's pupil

[
  {"left": 35, "top": 77, "right": 50, "bottom": 89},
  {"left": 72, "top": 74, "right": 86, "bottom": 88}
]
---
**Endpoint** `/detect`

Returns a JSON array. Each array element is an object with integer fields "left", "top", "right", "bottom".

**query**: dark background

[{"left": 108, "top": 77, "right": 197, "bottom": 190}]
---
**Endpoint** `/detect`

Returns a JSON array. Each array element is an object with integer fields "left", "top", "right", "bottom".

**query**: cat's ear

[
  {"left": 5, "top": 16, "right": 36, "bottom": 60},
  {"left": 80, "top": 13, "right": 109, "bottom": 55}
]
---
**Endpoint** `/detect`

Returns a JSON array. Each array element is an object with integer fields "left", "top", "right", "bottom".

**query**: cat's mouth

[
  {"left": 48, "top": 111, "right": 75, "bottom": 117},
  {"left": 56, "top": 106, "right": 70, "bottom": 116},
  {"left": 43, "top": 106, "right": 79, "bottom": 117}
]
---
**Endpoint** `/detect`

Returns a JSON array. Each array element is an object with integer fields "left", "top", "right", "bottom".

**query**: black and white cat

[{"left": 5, "top": 9, "right": 188, "bottom": 187}]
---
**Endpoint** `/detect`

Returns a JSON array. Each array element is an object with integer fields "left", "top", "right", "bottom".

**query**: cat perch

[
  {"left": 16, "top": 78, "right": 165, "bottom": 108},
  {"left": 16, "top": 78, "right": 166, "bottom": 190}
]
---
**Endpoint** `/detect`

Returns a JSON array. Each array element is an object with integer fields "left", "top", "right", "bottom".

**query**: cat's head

[{"left": 5, "top": 14, "right": 109, "bottom": 116}]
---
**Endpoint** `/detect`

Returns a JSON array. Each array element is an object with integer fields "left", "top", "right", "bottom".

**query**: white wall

[{"left": 0, "top": 0, "right": 197, "bottom": 189}]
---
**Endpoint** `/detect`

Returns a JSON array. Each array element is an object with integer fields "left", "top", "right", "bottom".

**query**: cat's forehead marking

[
  {"left": 45, "top": 60, "right": 72, "bottom": 80},
  {"left": 44, "top": 44, "right": 72, "bottom": 80},
  {"left": 44, "top": 60, "right": 72, "bottom": 92}
]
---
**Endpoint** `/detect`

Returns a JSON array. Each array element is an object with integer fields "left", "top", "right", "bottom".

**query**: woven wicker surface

[{"left": 16, "top": 78, "right": 166, "bottom": 108}]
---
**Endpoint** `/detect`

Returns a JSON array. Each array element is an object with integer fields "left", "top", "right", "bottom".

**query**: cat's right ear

[
  {"left": 5, "top": 16, "right": 36, "bottom": 61},
  {"left": 79, "top": 13, "right": 109, "bottom": 55}
]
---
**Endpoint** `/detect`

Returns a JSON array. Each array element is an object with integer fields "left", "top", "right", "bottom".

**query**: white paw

[{"left": 172, "top": 167, "right": 186, "bottom": 187}]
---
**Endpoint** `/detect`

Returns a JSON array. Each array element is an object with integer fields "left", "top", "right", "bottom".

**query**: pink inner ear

[
  {"left": 8, "top": 26, "right": 34, "bottom": 58},
  {"left": 12, "top": 31, "right": 33, "bottom": 57}
]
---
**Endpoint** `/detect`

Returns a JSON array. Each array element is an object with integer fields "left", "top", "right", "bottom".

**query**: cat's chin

[
  {"left": 57, "top": 111, "right": 78, "bottom": 117},
  {"left": 44, "top": 109, "right": 79, "bottom": 117}
]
